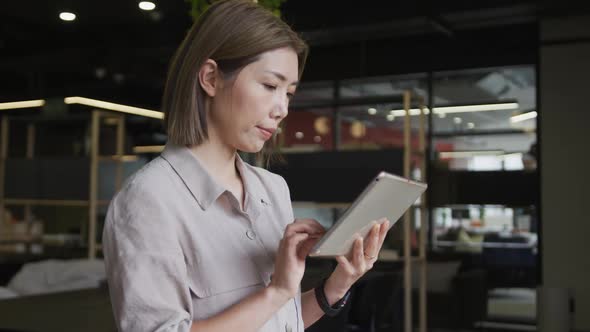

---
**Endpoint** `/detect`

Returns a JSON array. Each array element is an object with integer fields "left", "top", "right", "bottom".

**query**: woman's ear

[{"left": 198, "top": 59, "right": 220, "bottom": 97}]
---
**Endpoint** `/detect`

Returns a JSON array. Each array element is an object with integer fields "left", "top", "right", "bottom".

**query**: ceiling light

[
  {"left": 388, "top": 102, "right": 518, "bottom": 117},
  {"left": 314, "top": 116, "right": 330, "bottom": 135},
  {"left": 59, "top": 12, "right": 76, "bottom": 21},
  {"left": 467, "top": 122, "right": 475, "bottom": 129},
  {"left": 386, "top": 114, "right": 395, "bottom": 121},
  {"left": 95, "top": 68, "right": 107, "bottom": 79},
  {"left": 453, "top": 117, "right": 462, "bottom": 124},
  {"left": 113, "top": 73, "right": 125, "bottom": 84},
  {"left": 435, "top": 102, "right": 518, "bottom": 114},
  {"left": 389, "top": 108, "right": 430, "bottom": 117},
  {"left": 440, "top": 150, "right": 504, "bottom": 158},
  {"left": 367, "top": 108, "right": 377, "bottom": 115},
  {"left": 64, "top": 96, "right": 164, "bottom": 119},
  {"left": 510, "top": 111, "right": 537, "bottom": 123},
  {"left": 0, "top": 99, "right": 45, "bottom": 110},
  {"left": 350, "top": 121, "right": 367, "bottom": 138},
  {"left": 139, "top": 1, "right": 156, "bottom": 11}
]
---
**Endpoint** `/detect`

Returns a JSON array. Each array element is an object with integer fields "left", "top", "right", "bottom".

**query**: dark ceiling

[{"left": 0, "top": 0, "right": 587, "bottom": 110}]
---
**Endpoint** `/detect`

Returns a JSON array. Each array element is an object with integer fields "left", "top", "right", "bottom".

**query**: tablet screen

[{"left": 309, "top": 172, "right": 427, "bottom": 257}]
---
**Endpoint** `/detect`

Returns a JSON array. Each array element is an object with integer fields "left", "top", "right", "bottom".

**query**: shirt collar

[
  {"left": 235, "top": 152, "right": 270, "bottom": 220},
  {"left": 160, "top": 143, "right": 269, "bottom": 216}
]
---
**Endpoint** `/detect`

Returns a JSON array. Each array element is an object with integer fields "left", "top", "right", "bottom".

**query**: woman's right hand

[{"left": 269, "top": 218, "right": 325, "bottom": 301}]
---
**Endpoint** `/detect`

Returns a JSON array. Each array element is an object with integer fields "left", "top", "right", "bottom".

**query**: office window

[
  {"left": 279, "top": 108, "right": 334, "bottom": 152},
  {"left": 337, "top": 74, "right": 429, "bottom": 151},
  {"left": 432, "top": 66, "right": 537, "bottom": 171}
]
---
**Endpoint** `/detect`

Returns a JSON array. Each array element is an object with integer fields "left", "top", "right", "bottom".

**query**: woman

[{"left": 102, "top": 1, "right": 390, "bottom": 331}]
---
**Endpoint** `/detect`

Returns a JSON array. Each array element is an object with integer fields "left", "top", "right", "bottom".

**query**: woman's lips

[{"left": 256, "top": 126, "right": 275, "bottom": 140}]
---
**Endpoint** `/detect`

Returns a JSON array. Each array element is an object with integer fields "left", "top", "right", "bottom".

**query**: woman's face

[{"left": 208, "top": 47, "right": 299, "bottom": 153}]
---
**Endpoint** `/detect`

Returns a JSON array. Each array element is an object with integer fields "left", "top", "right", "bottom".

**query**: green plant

[{"left": 185, "top": 0, "right": 286, "bottom": 21}]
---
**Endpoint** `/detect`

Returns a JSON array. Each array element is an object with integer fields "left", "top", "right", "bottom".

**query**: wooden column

[
  {"left": 24, "top": 123, "right": 36, "bottom": 249},
  {"left": 88, "top": 111, "right": 100, "bottom": 259},
  {"left": 402, "top": 91, "right": 412, "bottom": 332},
  {"left": 418, "top": 101, "right": 428, "bottom": 332},
  {"left": 0, "top": 117, "right": 9, "bottom": 225},
  {"left": 115, "top": 115, "right": 125, "bottom": 191}
]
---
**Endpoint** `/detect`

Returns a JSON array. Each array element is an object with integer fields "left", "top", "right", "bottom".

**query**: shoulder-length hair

[{"left": 162, "top": 0, "right": 309, "bottom": 146}]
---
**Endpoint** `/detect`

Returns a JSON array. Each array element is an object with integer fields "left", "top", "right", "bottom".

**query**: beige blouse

[{"left": 102, "top": 143, "right": 302, "bottom": 332}]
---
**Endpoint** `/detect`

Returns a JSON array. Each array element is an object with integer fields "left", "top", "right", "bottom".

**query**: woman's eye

[
  {"left": 287, "top": 92, "right": 294, "bottom": 100},
  {"left": 263, "top": 84, "right": 277, "bottom": 91}
]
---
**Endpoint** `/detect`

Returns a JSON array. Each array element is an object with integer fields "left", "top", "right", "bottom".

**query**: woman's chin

[{"left": 237, "top": 142, "right": 265, "bottom": 154}]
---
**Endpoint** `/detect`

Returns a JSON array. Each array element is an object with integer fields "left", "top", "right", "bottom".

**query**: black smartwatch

[{"left": 314, "top": 278, "right": 351, "bottom": 317}]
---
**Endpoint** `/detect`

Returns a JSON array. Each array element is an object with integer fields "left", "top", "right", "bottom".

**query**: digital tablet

[{"left": 309, "top": 171, "right": 427, "bottom": 257}]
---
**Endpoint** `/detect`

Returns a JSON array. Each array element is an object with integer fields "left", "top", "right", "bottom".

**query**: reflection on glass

[
  {"left": 433, "top": 205, "right": 537, "bottom": 253},
  {"left": 290, "top": 80, "right": 334, "bottom": 103},
  {"left": 286, "top": 73, "right": 430, "bottom": 152},
  {"left": 433, "top": 66, "right": 535, "bottom": 133},
  {"left": 434, "top": 135, "right": 537, "bottom": 171},
  {"left": 432, "top": 65, "right": 537, "bottom": 171},
  {"left": 292, "top": 203, "right": 348, "bottom": 229},
  {"left": 280, "top": 109, "right": 333, "bottom": 152},
  {"left": 336, "top": 103, "right": 429, "bottom": 151},
  {"left": 339, "top": 73, "right": 427, "bottom": 98},
  {"left": 337, "top": 74, "right": 428, "bottom": 151}
]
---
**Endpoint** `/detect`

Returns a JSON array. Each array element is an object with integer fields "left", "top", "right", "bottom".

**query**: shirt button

[{"left": 246, "top": 230, "right": 256, "bottom": 240}]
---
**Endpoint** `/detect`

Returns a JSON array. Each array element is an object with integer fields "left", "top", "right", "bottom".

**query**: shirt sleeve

[{"left": 102, "top": 182, "right": 193, "bottom": 332}]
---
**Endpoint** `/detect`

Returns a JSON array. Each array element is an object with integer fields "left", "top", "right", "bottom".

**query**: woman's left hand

[{"left": 323, "top": 218, "right": 390, "bottom": 303}]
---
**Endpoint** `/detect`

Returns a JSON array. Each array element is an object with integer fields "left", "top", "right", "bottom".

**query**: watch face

[{"left": 336, "top": 290, "right": 351, "bottom": 308}]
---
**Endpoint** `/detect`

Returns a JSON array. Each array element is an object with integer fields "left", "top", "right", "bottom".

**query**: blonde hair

[{"left": 162, "top": 0, "right": 308, "bottom": 146}]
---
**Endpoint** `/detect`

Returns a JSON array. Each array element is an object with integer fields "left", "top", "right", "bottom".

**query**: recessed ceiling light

[
  {"left": 59, "top": 12, "right": 76, "bottom": 21},
  {"left": 95, "top": 68, "right": 107, "bottom": 79},
  {"left": 113, "top": 73, "right": 125, "bottom": 84},
  {"left": 367, "top": 108, "right": 377, "bottom": 115},
  {"left": 467, "top": 122, "right": 475, "bottom": 129},
  {"left": 453, "top": 117, "right": 462, "bottom": 124},
  {"left": 386, "top": 114, "right": 395, "bottom": 121},
  {"left": 388, "top": 108, "right": 430, "bottom": 117},
  {"left": 139, "top": 1, "right": 156, "bottom": 11}
]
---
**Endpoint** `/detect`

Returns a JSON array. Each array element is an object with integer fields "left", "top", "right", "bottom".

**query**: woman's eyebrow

[{"left": 264, "top": 70, "right": 299, "bottom": 86}]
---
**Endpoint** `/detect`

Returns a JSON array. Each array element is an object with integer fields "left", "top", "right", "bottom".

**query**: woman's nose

[{"left": 272, "top": 95, "right": 289, "bottom": 119}]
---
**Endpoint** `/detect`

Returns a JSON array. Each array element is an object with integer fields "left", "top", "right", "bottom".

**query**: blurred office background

[{"left": 0, "top": 1, "right": 588, "bottom": 331}]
